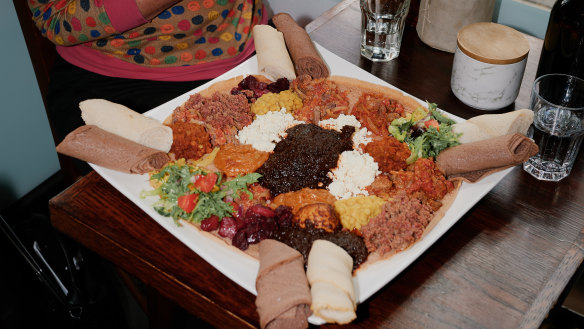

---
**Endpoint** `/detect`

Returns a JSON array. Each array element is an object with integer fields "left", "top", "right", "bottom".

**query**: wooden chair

[
  {"left": 13, "top": 0, "right": 83, "bottom": 186},
  {"left": 11, "top": 4, "right": 180, "bottom": 325}
]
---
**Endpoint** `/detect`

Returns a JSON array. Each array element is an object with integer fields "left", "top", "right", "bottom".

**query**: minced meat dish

[
  {"left": 361, "top": 191, "right": 433, "bottom": 255},
  {"left": 172, "top": 92, "right": 253, "bottom": 146}
]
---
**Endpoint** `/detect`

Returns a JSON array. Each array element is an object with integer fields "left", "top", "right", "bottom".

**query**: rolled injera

[
  {"left": 255, "top": 239, "right": 311, "bottom": 329},
  {"left": 80, "top": 99, "right": 173, "bottom": 152},
  {"left": 306, "top": 239, "right": 356, "bottom": 324},
  {"left": 253, "top": 25, "right": 296, "bottom": 81},
  {"left": 56, "top": 125, "right": 169, "bottom": 174},
  {"left": 436, "top": 133, "right": 538, "bottom": 182},
  {"left": 272, "top": 13, "right": 329, "bottom": 79}
]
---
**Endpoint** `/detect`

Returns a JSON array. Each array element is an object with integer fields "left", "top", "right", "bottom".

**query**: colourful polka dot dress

[{"left": 29, "top": 0, "right": 266, "bottom": 80}]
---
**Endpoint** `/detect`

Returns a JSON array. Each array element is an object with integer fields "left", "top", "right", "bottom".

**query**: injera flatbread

[
  {"left": 272, "top": 13, "right": 329, "bottom": 79},
  {"left": 306, "top": 240, "right": 356, "bottom": 324},
  {"left": 436, "top": 133, "right": 538, "bottom": 182},
  {"left": 80, "top": 99, "right": 173, "bottom": 152},
  {"left": 453, "top": 109, "right": 534, "bottom": 144},
  {"left": 253, "top": 25, "right": 296, "bottom": 81},
  {"left": 56, "top": 125, "right": 169, "bottom": 174},
  {"left": 256, "top": 239, "right": 311, "bottom": 329}
]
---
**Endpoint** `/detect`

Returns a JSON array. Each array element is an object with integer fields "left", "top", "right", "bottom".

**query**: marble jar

[
  {"left": 451, "top": 22, "right": 530, "bottom": 110},
  {"left": 417, "top": 0, "right": 495, "bottom": 53}
]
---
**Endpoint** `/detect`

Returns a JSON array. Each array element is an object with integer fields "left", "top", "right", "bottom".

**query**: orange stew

[
  {"left": 272, "top": 188, "right": 338, "bottom": 214},
  {"left": 351, "top": 92, "right": 406, "bottom": 136},
  {"left": 214, "top": 143, "right": 270, "bottom": 177},
  {"left": 169, "top": 122, "right": 213, "bottom": 161},
  {"left": 364, "top": 135, "right": 411, "bottom": 173},
  {"left": 292, "top": 76, "right": 350, "bottom": 122},
  {"left": 392, "top": 158, "right": 454, "bottom": 204}
]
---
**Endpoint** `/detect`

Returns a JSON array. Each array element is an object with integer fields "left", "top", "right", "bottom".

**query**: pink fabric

[
  {"left": 55, "top": 11, "right": 268, "bottom": 82},
  {"left": 103, "top": 0, "right": 147, "bottom": 33}
]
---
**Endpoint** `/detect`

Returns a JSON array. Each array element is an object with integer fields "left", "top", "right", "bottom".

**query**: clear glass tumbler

[
  {"left": 523, "top": 74, "right": 584, "bottom": 181},
  {"left": 360, "top": 0, "right": 411, "bottom": 62}
]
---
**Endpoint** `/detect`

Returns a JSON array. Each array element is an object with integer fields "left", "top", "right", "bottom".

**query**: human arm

[{"left": 135, "top": 0, "right": 180, "bottom": 21}]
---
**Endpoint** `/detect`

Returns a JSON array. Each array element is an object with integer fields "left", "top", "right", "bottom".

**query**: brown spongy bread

[{"left": 329, "top": 75, "right": 426, "bottom": 115}]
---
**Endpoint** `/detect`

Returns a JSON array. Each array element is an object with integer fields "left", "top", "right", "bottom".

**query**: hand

[{"left": 135, "top": 0, "right": 181, "bottom": 20}]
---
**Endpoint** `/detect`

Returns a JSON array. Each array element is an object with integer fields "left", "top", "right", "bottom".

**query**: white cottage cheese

[
  {"left": 236, "top": 109, "right": 302, "bottom": 152},
  {"left": 318, "top": 114, "right": 372, "bottom": 151},
  {"left": 327, "top": 150, "right": 380, "bottom": 200}
]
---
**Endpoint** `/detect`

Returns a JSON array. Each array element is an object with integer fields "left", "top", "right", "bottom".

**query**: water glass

[
  {"left": 360, "top": 0, "right": 411, "bottom": 62},
  {"left": 523, "top": 74, "right": 584, "bottom": 181}
]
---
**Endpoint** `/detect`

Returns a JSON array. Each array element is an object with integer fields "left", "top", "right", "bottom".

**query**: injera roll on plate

[
  {"left": 306, "top": 239, "right": 356, "bottom": 324},
  {"left": 253, "top": 25, "right": 296, "bottom": 81},
  {"left": 436, "top": 133, "right": 538, "bottom": 182},
  {"left": 256, "top": 239, "right": 311, "bottom": 329},
  {"left": 80, "top": 99, "right": 173, "bottom": 152},
  {"left": 272, "top": 13, "right": 330, "bottom": 79},
  {"left": 56, "top": 125, "right": 169, "bottom": 174}
]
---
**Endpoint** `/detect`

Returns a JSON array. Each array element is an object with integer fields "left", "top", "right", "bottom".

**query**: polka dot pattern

[{"left": 29, "top": 0, "right": 264, "bottom": 67}]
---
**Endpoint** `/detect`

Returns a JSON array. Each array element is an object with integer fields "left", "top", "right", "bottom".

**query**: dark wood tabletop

[{"left": 49, "top": 1, "right": 584, "bottom": 328}]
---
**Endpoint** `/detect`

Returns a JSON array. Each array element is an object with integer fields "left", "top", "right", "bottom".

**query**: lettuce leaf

[
  {"left": 142, "top": 162, "right": 261, "bottom": 224},
  {"left": 388, "top": 102, "right": 461, "bottom": 164},
  {"left": 388, "top": 117, "right": 413, "bottom": 142},
  {"left": 406, "top": 122, "right": 461, "bottom": 164}
]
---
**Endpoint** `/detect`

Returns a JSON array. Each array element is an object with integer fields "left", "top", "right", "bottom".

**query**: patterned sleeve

[{"left": 28, "top": 0, "right": 147, "bottom": 46}]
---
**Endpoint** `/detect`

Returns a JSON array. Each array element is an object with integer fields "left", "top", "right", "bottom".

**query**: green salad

[
  {"left": 140, "top": 160, "right": 261, "bottom": 224},
  {"left": 388, "top": 103, "right": 461, "bottom": 164}
]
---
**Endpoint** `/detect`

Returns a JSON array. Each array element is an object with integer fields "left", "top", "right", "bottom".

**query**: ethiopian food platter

[{"left": 56, "top": 20, "right": 539, "bottom": 327}]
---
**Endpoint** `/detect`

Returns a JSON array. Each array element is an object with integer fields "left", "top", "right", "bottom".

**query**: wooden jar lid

[{"left": 457, "top": 22, "right": 530, "bottom": 64}]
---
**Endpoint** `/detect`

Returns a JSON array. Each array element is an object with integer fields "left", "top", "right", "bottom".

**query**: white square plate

[{"left": 90, "top": 43, "right": 510, "bottom": 324}]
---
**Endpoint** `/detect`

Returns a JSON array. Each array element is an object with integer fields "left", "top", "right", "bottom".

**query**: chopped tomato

[
  {"left": 177, "top": 193, "right": 199, "bottom": 213},
  {"left": 194, "top": 172, "right": 218, "bottom": 193},
  {"left": 424, "top": 119, "right": 440, "bottom": 130},
  {"left": 229, "top": 201, "right": 241, "bottom": 219}
]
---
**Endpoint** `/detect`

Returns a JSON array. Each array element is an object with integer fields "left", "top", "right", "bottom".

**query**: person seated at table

[{"left": 28, "top": 0, "right": 268, "bottom": 176}]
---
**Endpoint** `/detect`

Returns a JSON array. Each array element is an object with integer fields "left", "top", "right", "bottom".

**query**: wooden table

[{"left": 50, "top": 1, "right": 584, "bottom": 328}]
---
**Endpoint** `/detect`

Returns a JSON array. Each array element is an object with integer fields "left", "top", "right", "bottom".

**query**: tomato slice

[
  {"left": 424, "top": 119, "right": 440, "bottom": 130},
  {"left": 229, "top": 201, "right": 241, "bottom": 219},
  {"left": 194, "top": 172, "right": 218, "bottom": 193},
  {"left": 177, "top": 193, "right": 199, "bottom": 213}
]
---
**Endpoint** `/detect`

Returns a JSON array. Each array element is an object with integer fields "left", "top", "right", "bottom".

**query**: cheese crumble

[
  {"left": 327, "top": 150, "right": 380, "bottom": 200},
  {"left": 236, "top": 109, "right": 302, "bottom": 152}
]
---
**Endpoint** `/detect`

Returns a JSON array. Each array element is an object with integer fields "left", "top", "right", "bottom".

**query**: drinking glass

[
  {"left": 523, "top": 74, "right": 584, "bottom": 181},
  {"left": 360, "top": 0, "right": 410, "bottom": 62}
]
